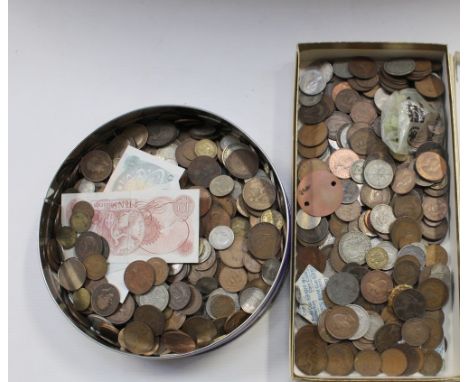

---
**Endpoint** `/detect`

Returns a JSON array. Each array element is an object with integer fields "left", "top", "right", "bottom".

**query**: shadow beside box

[{"left": 290, "top": 43, "right": 460, "bottom": 381}]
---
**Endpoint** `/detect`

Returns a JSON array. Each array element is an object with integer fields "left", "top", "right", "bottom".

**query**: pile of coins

[
  {"left": 294, "top": 57, "right": 451, "bottom": 377},
  {"left": 47, "top": 116, "right": 287, "bottom": 356}
]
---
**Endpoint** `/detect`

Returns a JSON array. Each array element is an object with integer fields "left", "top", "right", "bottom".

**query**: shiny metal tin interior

[{"left": 39, "top": 105, "right": 291, "bottom": 359}]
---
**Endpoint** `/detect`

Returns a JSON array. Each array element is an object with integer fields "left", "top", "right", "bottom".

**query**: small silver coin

[
  {"left": 364, "top": 160, "right": 394, "bottom": 189},
  {"left": 208, "top": 225, "right": 235, "bottom": 250},
  {"left": 136, "top": 284, "right": 169, "bottom": 311},
  {"left": 342, "top": 179, "right": 360, "bottom": 204},
  {"left": 348, "top": 304, "right": 371, "bottom": 340},
  {"left": 374, "top": 88, "right": 391, "bottom": 111},
  {"left": 299, "top": 92, "right": 323, "bottom": 107},
  {"left": 369, "top": 204, "right": 396, "bottom": 234},
  {"left": 296, "top": 209, "right": 321, "bottom": 230},
  {"left": 261, "top": 258, "right": 281, "bottom": 285},
  {"left": 350, "top": 159, "right": 365, "bottom": 184},
  {"left": 364, "top": 311, "right": 385, "bottom": 340},
  {"left": 384, "top": 59, "right": 416, "bottom": 77},
  {"left": 338, "top": 232, "right": 371, "bottom": 265},
  {"left": 299, "top": 69, "right": 326, "bottom": 96},
  {"left": 240, "top": 287, "right": 265, "bottom": 314},
  {"left": 209, "top": 175, "right": 235, "bottom": 197}
]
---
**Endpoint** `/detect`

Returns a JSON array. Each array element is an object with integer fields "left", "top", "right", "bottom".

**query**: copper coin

[
  {"left": 298, "top": 122, "right": 328, "bottom": 147},
  {"left": 191, "top": 186, "right": 212, "bottom": 216},
  {"left": 147, "top": 257, "right": 169, "bottom": 285},
  {"left": 335, "top": 88, "right": 361, "bottom": 113},
  {"left": 224, "top": 310, "right": 249, "bottom": 333},
  {"left": 297, "top": 170, "right": 344, "bottom": 217},
  {"left": 392, "top": 192, "right": 422, "bottom": 220},
  {"left": 325, "top": 342, "right": 354, "bottom": 376},
  {"left": 296, "top": 245, "right": 327, "bottom": 274},
  {"left": 402, "top": 317, "right": 430, "bottom": 346},
  {"left": 107, "top": 295, "right": 136, "bottom": 325},
  {"left": 298, "top": 158, "right": 329, "bottom": 180},
  {"left": 349, "top": 57, "right": 378, "bottom": 79},
  {"left": 422, "top": 196, "right": 448, "bottom": 221},
  {"left": 392, "top": 166, "right": 416, "bottom": 194},
  {"left": 354, "top": 350, "right": 381, "bottom": 376},
  {"left": 393, "top": 288, "right": 426, "bottom": 320},
  {"left": 421, "top": 350, "right": 443, "bottom": 375},
  {"left": 390, "top": 217, "right": 422, "bottom": 249},
  {"left": 91, "top": 283, "right": 120, "bottom": 316},
  {"left": 328, "top": 149, "right": 359, "bottom": 179},
  {"left": 381, "top": 348, "right": 407, "bottom": 376},
  {"left": 331, "top": 81, "right": 352, "bottom": 100},
  {"left": 422, "top": 318, "right": 444, "bottom": 350},
  {"left": 225, "top": 148, "right": 259, "bottom": 179},
  {"left": 79, "top": 149, "right": 113, "bottom": 182},
  {"left": 124, "top": 260, "right": 155, "bottom": 295},
  {"left": 325, "top": 306, "right": 359, "bottom": 339},
  {"left": 134, "top": 305, "right": 166, "bottom": 336},
  {"left": 329, "top": 214, "right": 348, "bottom": 238},
  {"left": 360, "top": 270, "right": 393, "bottom": 304},
  {"left": 247, "top": 222, "right": 281, "bottom": 260},
  {"left": 75, "top": 231, "right": 103, "bottom": 260},
  {"left": 326, "top": 111, "right": 352, "bottom": 139},
  {"left": 187, "top": 156, "right": 222, "bottom": 187},
  {"left": 161, "top": 330, "right": 196, "bottom": 353},
  {"left": 294, "top": 325, "right": 328, "bottom": 375},
  {"left": 415, "top": 74, "right": 445, "bottom": 98},
  {"left": 82, "top": 253, "right": 107, "bottom": 281},
  {"left": 242, "top": 178, "right": 276, "bottom": 211},
  {"left": 58, "top": 257, "right": 86, "bottom": 291},
  {"left": 350, "top": 101, "right": 377, "bottom": 124},
  {"left": 418, "top": 278, "right": 448, "bottom": 310},
  {"left": 374, "top": 323, "right": 401, "bottom": 352},
  {"left": 124, "top": 321, "right": 155, "bottom": 355},
  {"left": 297, "top": 139, "right": 329, "bottom": 159},
  {"left": 349, "top": 128, "right": 382, "bottom": 156},
  {"left": 121, "top": 123, "right": 148, "bottom": 148},
  {"left": 421, "top": 218, "right": 448, "bottom": 241},
  {"left": 175, "top": 138, "right": 197, "bottom": 168},
  {"left": 393, "top": 259, "right": 419, "bottom": 286},
  {"left": 426, "top": 244, "right": 448, "bottom": 266},
  {"left": 201, "top": 204, "right": 231, "bottom": 236},
  {"left": 218, "top": 266, "right": 248, "bottom": 293},
  {"left": 219, "top": 235, "right": 248, "bottom": 268},
  {"left": 182, "top": 316, "right": 218, "bottom": 347},
  {"left": 395, "top": 343, "right": 423, "bottom": 375},
  {"left": 415, "top": 151, "right": 447, "bottom": 182},
  {"left": 207, "top": 294, "right": 236, "bottom": 319},
  {"left": 298, "top": 95, "right": 334, "bottom": 124}
]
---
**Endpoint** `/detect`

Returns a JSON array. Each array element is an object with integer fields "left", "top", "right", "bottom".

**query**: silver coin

[
  {"left": 154, "top": 143, "right": 177, "bottom": 161},
  {"left": 261, "top": 258, "right": 281, "bottom": 285},
  {"left": 338, "top": 232, "right": 371, "bottom": 265},
  {"left": 326, "top": 111, "right": 352, "bottom": 140},
  {"left": 220, "top": 135, "right": 240, "bottom": 151},
  {"left": 297, "top": 218, "right": 329, "bottom": 244},
  {"left": 397, "top": 243, "right": 426, "bottom": 268},
  {"left": 76, "top": 178, "right": 96, "bottom": 193},
  {"left": 230, "top": 180, "right": 243, "bottom": 200},
  {"left": 195, "top": 247, "right": 216, "bottom": 271},
  {"left": 374, "top": 88, "right": 391, "bottom": 111},
  {"left": 338, "top": 123, "right": 352, "bottom": 149},
  {"left": 376, "top": 240, "right": 398, "bottom": 270},
  {"left": 348, "top": 304, "right": 371, "bottom": 340},
  {"left": 209, "top": 174, "right": 235, "bottom": 197},
  {"left": 350, "top": 159, "right": 365, "bottom": 184},
  {"left": 364, "top": 311, "right": 385, "bottom": 340},
  {"left": 239, "top": 287, "right": 265, "bottom": 314},
  {"left": 208, "top": 225, "right": 235, "bottom": 250},
  {"left": 198, "top": 238, "right": 212, "bottom": 263},
  {"left": 136, "top": 284, "right": 169, "bottom": 311},
  {"left": 333, "top": 60, "right": 353, "bottom": 79},
  {"left": 326, "top": 272, "right": 360, "bottom": 305},
  {"left": 170, "top": 264, "right": 190, "bottom": 283},
  {"left": 221, "top": 142, "right": 250, "bottom": 166},
  {"left": 364, "top": 159, "right": 394, "bottom": 189},
  {"left": 168, "top": 263, "right": 184, "bottom": 276},
  {"left": 369, "top": 204, "right": 396, "bottom": 234},
  {"left": 168, "top": 281, "right": 192, "bottom": 310},
  {"left": 430, "top": 263, "right": 451, "bottom": 286},
  {"left": 299, "top": 91, "right": 323, "bottom": 107},
  {"left": 296, "top": 209, "right": 321, "bottom": 230},
  {"left": 384, "top": 59, "right": 416, "bottom": 77},
  {"left": 342, "top": 179, "right": 360, "bottom": 204},
  {"left": 318, "top": 61, "right": 334, "bottom": 82},
  {"left": 299, "top": 69, "right": 326, "bottom": 96}
]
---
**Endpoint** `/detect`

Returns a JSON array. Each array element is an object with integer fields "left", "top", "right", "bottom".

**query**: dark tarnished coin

[
  {"left": 134, "top": 305, "right": 166, "bottom": 336},
  {"left": 402, "top": 317, "right": 430, "bottom": 346},
  {"left": 298, "top": 95, "right": 334, "bottom": 125},
  {"left": 72, "top": 200, "right": 95, "bottom": 219},
  {"left": 298, "top": 122, "right": 328, "bottom": 147},
  {"left": 91, "top": 283, "right": 120, "bottom": 316},
  {"left": 69, "top": 211, "right": 92, "bottom": 234},
  {"left": 187, "top": 156, "right": 222, "bottom": 187},
  {"left": 75, "top": 231, "right": 103, "bottom": 260},
  {"left": 419, "top": 278, "right": 449, "bottom": 311},
  {"left": 326, "top": 272, "right": 359, "bottom": 306},
  {"left": 374, "top": 323, "right": 401, "bottom": 352},
  {"left": 224, "top": 147, "right": 259, "bottom": 179},
  {"left": 124, "top": 321, "right": 155, "bottom": 355},
  {"left": 422, "top": 318, "right": 444, "bottom": 350},
  {"left": 223, "top": 310, "right": 249, "bottom": 333},
  {"left": 294, "top": 324, "right": 328, "bottom": 375},
  {"left": 182, "top": 316, "right": 218, "bottom": 347},
  {"left": 348, "top": 57, "right": 378, "bottom": 79},
  {"left": 146, "top": 121, "right": 178, "bottom": 147},
  {"left": 107, "top": 295, "right": 136, "bottom": 325},
  {"left": 79, "top": 150, "right": 113, "bottom": 182},
  {"left": 124, "top": 260, "right": 155, "bottom": 295},
  {"left": 58, "top": 257, "right": 86, "bottom": 291},
  {"left": 296, "top": 245, "right": 327, "bottom": 274},
  {"left": 341, "top": 179, "right": 359, "bottom": 204},
  {"left": 335, "top": 88, "right": 361, "bottom": 114},
  {"left": 247, "top": 222, "right": 281, "bottom": 260},
  {"left": 393, "top": 288, "right": 426, "bottom": 320},
  {"left": 121, "top": 123, "right": 148, "bottom": 148},
  {"left": 393, "top": 259, "right": 420, "bottom": 286},
  {"left": 242, "top": 177, "right": 276, "bottom": 211},
  {"left": 169, "top": 281, "right": 192, "bottom": 310},
  {"left": 384, "top": 58, "right": 416, "bottom": 76}
]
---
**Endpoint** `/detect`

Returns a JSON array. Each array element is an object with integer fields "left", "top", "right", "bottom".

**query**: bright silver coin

[
  {"left": 240, "top": 287, "right": 265, "bottom": 314},
  {"left": 208, "top": 225, "right": 235, "bottom": 250},
  {"left": 136, "top": 284, "right": 169, "bottom": 311},
  {"left": 348, "top": 304, "right": 371, "bottom": 340},
  {"left": 261, "top": 258, "right": 281, "bottom": 285}
]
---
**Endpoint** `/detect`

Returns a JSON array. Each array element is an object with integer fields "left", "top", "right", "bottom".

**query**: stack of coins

[
  {"left": 49, "top": 118, "right": 287, "bottom": 356},
  {"left": 294, "top": 57, "right": 450, "bottom": 377}
]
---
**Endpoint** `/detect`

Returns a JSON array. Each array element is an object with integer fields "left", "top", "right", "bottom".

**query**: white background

[{"left": 9, "top": 1, "right": 460, "bottom": 381}]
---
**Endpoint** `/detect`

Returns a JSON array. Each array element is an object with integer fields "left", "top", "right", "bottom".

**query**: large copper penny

[
  {"left": 402, "top": 317, "right": 430, "bottom": 346},
  {"left": 418, "top": 278, "right": 449, "bottom": 310},
  {"left": 393, "top": 288, "right": 426, "bottom": 320},
  {"left": 361, "top": 270, "right": 393, "bottom": 304},
  {"left": 247, "top": 222, "right": 281, "bottom": 260},
  {"left": 415, "top": 151, "right": 447, "bottom": 182},
  {"left": 294, "top": 325, "right": 328, "bottom": 375},
  {"left": 225, "top": 148, "right": 259, "bottom": 179},
  {"left": 328, "top": 149, "right": 360, "bottom": 179},
  {"left": 420, "top": 350, "right": 443, "bottom": 375},
  {"left": 325, "top": 342, "right": 354, "bottom": 375},
  {"left": 124, "top": 260, "right": 155, "bottom": 295},
  {"left": 187, "top": 156, "right": 222, "bottom": 187},
  {"left": 422, "top": 318, "right": 444, "bottom": 350},
  {"left": 161, "top": 330, "right": 196, "bottom": 354},
  {"left": 381, "top": 348, "right": 408, "bottom": 376},
  {"left": 325, "top": 306, "right": 359, "bottom": 340},
  {"left": 354, "top": 350, "right": 381, "bottom": 376},
  {"left": 298, "top": 122, "right": 328, "bottom": 147},
  {"left": 134, "top": 305, "right": 165, "bottom": 336},
  {"left": 296, "top": 245, "right": 327, "bottom": 274},
  {"left": 374, "top": 323, "right": 401, "bottom": 352},
  {"left": 415, "top": 74, "right": 445, "bottom": 98},
  {"left": 297, "top": 170, "right": 344, "bottom": 217},
  {"left": 348, "top": 57, "right": 378, "bottom": 79},
  {"left": 422, "top": 196, "right": 448, "bottom": 221},
  {"left": 298, "top": 140, "right": 329, "bottom": 159},
  {"left": 218, "top": 266, "right": 248, "bottom": 293},
  {"left": 123, "top": 321, "right": 155, "bottom": 355},
  {"left": 390, "top": 217, "right": 422, "bottom": 249}
]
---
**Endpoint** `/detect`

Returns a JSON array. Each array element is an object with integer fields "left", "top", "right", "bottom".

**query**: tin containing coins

[
  {"left": 39, "top": 105, "right": 290, "bottom": 358},
  {"left": 291, "top": 43, "right": 459, "bottom": 381}
]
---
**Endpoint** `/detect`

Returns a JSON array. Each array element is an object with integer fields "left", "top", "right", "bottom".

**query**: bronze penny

[
  {"left": 297, "top": 139, "right": 329, "bottom": 159},
  {"left": 91, "top": 283, "right": 120, "bottom": 316},
  {"left": 225, "top": 148, "right": 259, "bottom": 179},
  {"left": 182, "top": 316, "right": 218, "bottom": 347},
  {"left": 242, "top": 178, "right": 276, "bottom": 211},
  {"left": 223, "top": 310, "right": 249, "bottom": 333},
  {"left": 328, "top": 149, "right": 359, "bottom": 179},
  {"left": 175, "top": 138, "right": 197, "bottom": 168},
  {"left": 381, "top": 348, "right": 408, "bottom": 376},
  {"left": 349, "top": 57, "right": 378, "bottom": 79},
  {"left": 296, "top": 245, "right": 327, "bottom": 274},
  {"left": 394, "top": 343, "right": 423, "bottom": 375},
  {"left": 161, "top": 330, "right": 196, "bottom": 354},
  {"left": 69, "top": 211, "right": 92, "bottom": 233},
  {"left": 294, "top": 325, "right": 328, "bottom": 375},
  {"left": 335, "top": 88, "right": 361, "bottom": 113},
  {"left": 415, "top": 151, "right": 447, "bottom": 182},
  {"left": 72, "top": 200, "right": 95, "bottom": 219},
  {"left": 393, "top": 288, "right": 426, "bottom": 320},
  {"left": 325, "top": 342, "right": 354, "bottom": 376},
  {"left": 219, "top": 235, "right": 248, "bottom": 268},
  {"left": 124, "top": 260, "right": 155, "bottom": 295},
  {"left": 208, "top": 294, "right": 236, "bottom": 319},
  {"left": 298, "top": 122, "right": 328, "bottom": 147},
  {"left": 147, "top": 257, "right": 169, "bottom": 285},
  {"left": 201, "top": 204, "right": 231, "bottom": 236},
  {"left": 247, "top": 222, "right": 281, "bottom": 260},
  {"left": 392, "top": 192, "right": 422, "bottom": 220},
  {"left": 82, "top": 253, "right": 107, "bottom": 281},
  {"left": 191, "top": 186, "right": 212, "bottom": 216},
  {"left": 402, "top": 317, "right": 430, "bottom": 346},
  {"left": 426, "top": 244, "right": 448, "bottom": 266},
  {"left": 374, "top": 323, "right": 401, "bottom": 352},
  {"left": 360, "top": 185, "right": 392, "bottom": 209},
  {"left": 146, "top": 121, "right": 178, "bottom": 147},
  {"left": 297, "top": 170, "right": 344, "bottom": 217},
  {"left": 298, "top": 95, "right": 334, "bottom": 124},
  {"left": 390, "top": 217, "right": 422, "bottom": 249},
  {"left": 218, "top": 266, "right": 248, "bottom": 293},
  {"left": 354, "top": 349, "right": 381, "bottom": 376},
  {"left": 84, "top": 277, "right": 108, "bottom": 295},
  {"left": 422, "top": 196, "right": 448, "bottom": 221},
  {"left": 164, "top": 310, "right": 187, "bottom": 331},
  {"left": 418, "top": 278, "right": 448, "bottom": 310},
  {"left": 107, "top": 295, "right": 136, "bottom": 325},
  {"left": 134, "top": 305, "right": 166, "bottom": 336},
  {"left": 393, "top": 259, "right": 419, "bottom": 286},
  {"left": 392, "top": 166, "right": 416, "bottom": 194},
  {"left": 421, "top": 350, "right": 443, "bottom": 375},
  {"left": 79, "top": 149, "right": 113, "bottom": 182},
  {"left": 350, "top": 101, "right": 377, "bottom": 124},
  {"left": 335, "top": 201, "right": 361, "bottom": 222},
  {"left": 415, "top": 74, "right": 445, "bottom": 98},
  {"left": 349, "top": 128, "right": 382, "bottom": 156},
  {"left": 329, "top": 214, "right": 348, "bottom": 238},
  {"left": 187, "top": 156, "right": 222, "bottom": 187},
  {"left": 297, "top": 158, "right": 329, "bottom": 180},
  {"left": 360, "top": 270, "right": 393, "bottom": 304},
  {"left": 58, "top": 257, "right": 86, "bottom": 291},
  {"left": 123, "top": 321, "right": 155, "bottom": 355},
  {"left": 422, "top": 318, "right": 444, "bottom": 350},
  {"left": 169, "top": 281, "right": 192, "bottom": 310},
  {"left": 75, "top": 231, "right": 103, "bottom": 260},
  {"left": 325, "top": 306, "right": 359, "bottom": 340},
  {"left": 121, "top": 123, "right": 148, "bottom": 148}
]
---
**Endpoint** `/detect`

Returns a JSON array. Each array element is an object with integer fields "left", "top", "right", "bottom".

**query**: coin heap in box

[{"left": 294, "top": 57, "right": 450, "bottom": 377}]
